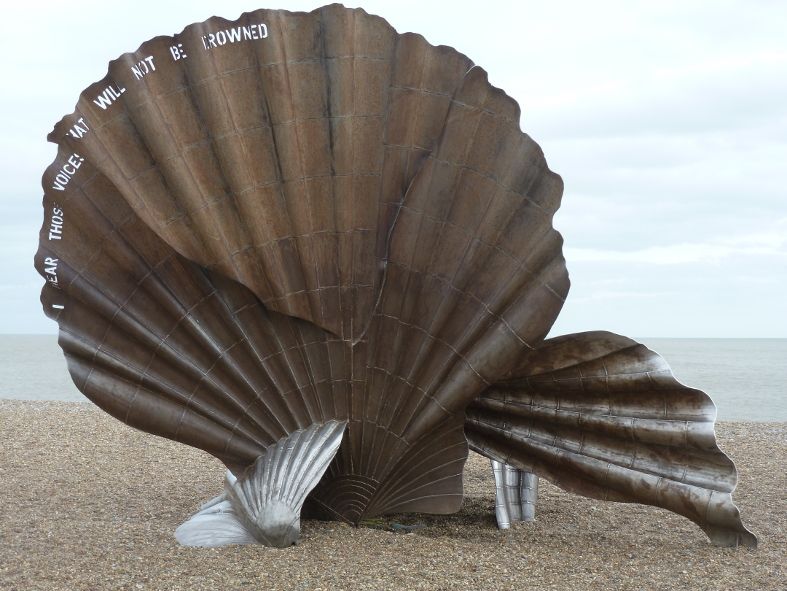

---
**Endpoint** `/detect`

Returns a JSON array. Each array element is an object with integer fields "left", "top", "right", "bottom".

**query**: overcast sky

[{"left": 1, "top": 0, "right": 785, "bottom": 337}]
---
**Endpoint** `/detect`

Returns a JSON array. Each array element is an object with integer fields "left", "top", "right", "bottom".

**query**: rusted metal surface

[{"left": 35, "top": 4, "right": 755, "bottom": 548}]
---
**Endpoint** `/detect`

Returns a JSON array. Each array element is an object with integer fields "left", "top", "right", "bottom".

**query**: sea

[{"left": 0, "top": 335, "right": 784, "bottom": 422}]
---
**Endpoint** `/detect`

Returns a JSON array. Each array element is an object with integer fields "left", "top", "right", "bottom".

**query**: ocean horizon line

[{"left": 1, "top": 334, "right": 785, "bottom": 421}]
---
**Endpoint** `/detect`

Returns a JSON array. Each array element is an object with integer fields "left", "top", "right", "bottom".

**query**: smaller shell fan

[{"left": 467, "top": 332, "right": 757, "bottom": 548}]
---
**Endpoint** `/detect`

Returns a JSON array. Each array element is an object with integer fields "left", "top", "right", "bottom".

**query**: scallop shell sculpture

[{"left": 35, "top": 4, "right": 756, "bottom": 548}]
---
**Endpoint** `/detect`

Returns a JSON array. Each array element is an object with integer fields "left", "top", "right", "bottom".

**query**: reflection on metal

[
  {"left": 176, "top": 421, "right": 346, "bottom": 547},
  {"left": 35, "top": 4, "right": 756, "bottom": 549},
  {"left": 174, "top": 481, "right": 257, "bottom": 548},
  {"left": 491, "top": 461, "right": 538, "bottom": 528}
]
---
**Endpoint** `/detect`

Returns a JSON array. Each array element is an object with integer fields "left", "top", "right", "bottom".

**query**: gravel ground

[{"left": 1, "top": 400, "right": 784, "bottom": 590}]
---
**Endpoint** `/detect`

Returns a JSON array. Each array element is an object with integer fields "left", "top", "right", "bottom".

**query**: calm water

[{"left": 0, "top": 335, "right": 785, "bottom": 421}]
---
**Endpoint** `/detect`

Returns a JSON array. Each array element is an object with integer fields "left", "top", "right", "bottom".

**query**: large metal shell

[
  {"left": 36, "top": 4, "right": 567, "bottom": 523},
  {"left": 35, "top": 4, "right": 755, "bottom": 547}
]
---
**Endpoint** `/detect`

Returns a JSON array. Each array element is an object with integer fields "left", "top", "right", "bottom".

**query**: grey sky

[{"left": 1, "top": 0, "right": 785, "bottom": 336}]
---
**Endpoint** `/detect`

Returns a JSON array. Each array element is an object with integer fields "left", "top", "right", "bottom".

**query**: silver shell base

[
  {"left": 176, "top": 421, "right": 347, "bottom": 548},
  {"left": 491, "top": 460, "right": 539, "bottom": 529}
]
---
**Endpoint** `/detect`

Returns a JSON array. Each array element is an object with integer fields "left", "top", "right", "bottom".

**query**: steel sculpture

[{"left": 35, "top": 4, "right": 756, "bottom": 548}]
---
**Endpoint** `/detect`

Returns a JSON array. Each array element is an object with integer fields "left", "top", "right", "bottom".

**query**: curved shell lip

[
  {"left": 633, "top": 334, "right": 757, "bottom": 547},
  {"left": 45, "top": 3, "right": 549, "bottom": 152}
]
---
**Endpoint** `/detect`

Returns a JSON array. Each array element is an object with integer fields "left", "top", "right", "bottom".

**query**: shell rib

[
  {"left": 466, "top": 331, "right": 757, "bottom": 548},
  {"left": 37, "top": 3, "right": 567, "bottom": 523}
]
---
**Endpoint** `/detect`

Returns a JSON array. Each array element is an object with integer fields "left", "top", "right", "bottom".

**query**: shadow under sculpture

[{"left": 35, "top": 4, "right": 756, "bottom": 549}]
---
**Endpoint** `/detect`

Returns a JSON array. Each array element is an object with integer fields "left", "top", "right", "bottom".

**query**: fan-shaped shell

[
  {"left": 467, "top": 331, "right": 757, "bottom": 548},
  {"left": 37, "top": 4, "right": 567, "bottom": 523}
]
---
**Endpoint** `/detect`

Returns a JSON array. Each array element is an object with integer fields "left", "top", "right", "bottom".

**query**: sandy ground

[{"left": 0, "top": 400, "right": 784, "bottom": 590}]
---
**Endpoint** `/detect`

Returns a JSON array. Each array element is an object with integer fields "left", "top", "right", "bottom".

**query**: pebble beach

[{"left": 1, "top": 400, "right": 784, "bottom": 590}]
